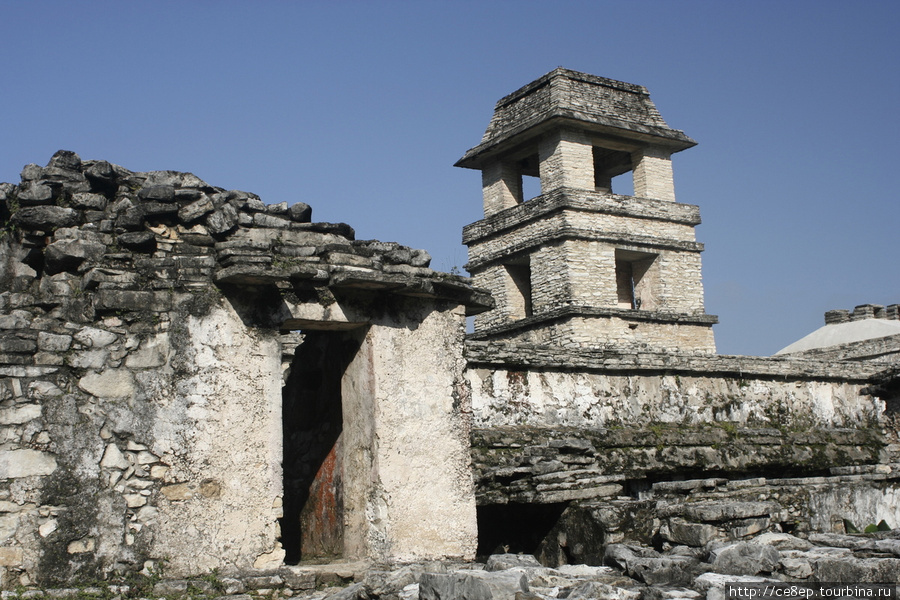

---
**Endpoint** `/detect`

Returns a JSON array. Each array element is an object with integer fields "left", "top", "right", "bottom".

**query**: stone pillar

[
  {"left": 538, "top": 129, "right": 594, "bottom": 193},
  {"left": 481, "top": 161, "right": 522, "bottom": 217},
  {"left": 363, "top": 301, "right": 478, "bottom": 561},
  {"left": 632, "top": 146, "right": 676, "bottom": 202}
]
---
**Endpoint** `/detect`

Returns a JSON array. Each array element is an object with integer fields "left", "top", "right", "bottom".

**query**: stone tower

[{"left": 457, "top": 68, "right": 717, "bottom": 352}]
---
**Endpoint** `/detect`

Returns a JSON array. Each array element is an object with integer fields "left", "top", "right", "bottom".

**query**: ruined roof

[
  {"left": 456, "top": 68, "right": 697, "bottom": 169},
  {"left": 0, "top": 150, "right": 492, "bottom": 316}
]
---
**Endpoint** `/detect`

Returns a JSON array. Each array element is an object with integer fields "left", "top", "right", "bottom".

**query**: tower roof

[{"left": 456, "top": 68, "right": 697, "bottom": 169}]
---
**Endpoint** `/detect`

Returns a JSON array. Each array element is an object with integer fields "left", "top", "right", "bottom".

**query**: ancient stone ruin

[{"left": 0, "top": 68, "right": 898, "bottom": 597}]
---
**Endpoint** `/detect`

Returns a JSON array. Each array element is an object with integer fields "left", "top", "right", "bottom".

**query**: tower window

[
  {"left": 519, "top": 153, "right": 541, "bottom": 201},
  {"left": 593, "top": 146, "right": 633, "bottom": 194},
  {"left": 615, "top": 249, "right": 657, "bottom": 310}
]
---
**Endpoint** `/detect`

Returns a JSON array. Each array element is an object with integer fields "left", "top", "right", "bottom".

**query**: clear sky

[{"left": 2, "top": 1, "right": 897, "bottom": 356}]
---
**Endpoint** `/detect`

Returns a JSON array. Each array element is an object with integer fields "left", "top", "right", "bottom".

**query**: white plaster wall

[
  {"left": 365, "top": 301, "right": 477, "bottom": 561},
  {"left": 467, "top": 369, "right": 882, "bottom": 431},
  {"left": 149, "top": 300, "right": 283, "bottom": 575},
  {"left": 808, "top": 483, "right": 900, "bottom": 533}
]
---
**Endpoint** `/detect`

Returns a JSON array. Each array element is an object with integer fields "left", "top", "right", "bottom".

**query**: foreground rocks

[{"left": 4, "top": 527, "right": 899, "bottom": 600}]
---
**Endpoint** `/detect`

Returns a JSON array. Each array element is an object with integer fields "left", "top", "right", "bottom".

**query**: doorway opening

[{"left": 280, "top": 328, "right": 366, "bottom": 564}]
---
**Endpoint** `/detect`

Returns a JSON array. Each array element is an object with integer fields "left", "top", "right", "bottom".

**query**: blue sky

[{"left": 2, "top": 1, "right": 897, "bottom": 356}]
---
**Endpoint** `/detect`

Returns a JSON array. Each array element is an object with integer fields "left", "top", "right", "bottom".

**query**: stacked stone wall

[
  {"left": 469, "top": 311, "right": 717, "bottom": 352},
  {"left": 464, "top": 186, "right": 713, "bottom": 349},
  {"left": 528, "top": 245, "right": 570, "bottom": 316},
  {"left": 465, "top": 341, "right": 895, "bottom": 506},
  {"left": 537, "top": 129, "right": 594, "bottom": 193}
]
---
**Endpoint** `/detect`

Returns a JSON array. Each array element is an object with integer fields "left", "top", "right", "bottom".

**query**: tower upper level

[
  {"left": 456, "top": 68, "right": 697, "bottom": 216},
  {"left": 458, "top": 69, "right": 716, "bottom": 353}
]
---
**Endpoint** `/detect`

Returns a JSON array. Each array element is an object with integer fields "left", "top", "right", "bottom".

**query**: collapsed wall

[{"left": 0, "top": 151, "right": 489, "bottom": 587}]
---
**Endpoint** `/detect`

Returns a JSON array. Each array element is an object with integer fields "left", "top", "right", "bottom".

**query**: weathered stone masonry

[
  {"left": 457, "top": 69, "right": 717, "bottom": 353},
  {"left": 0, "top": 68, "right": 899, "bottom": 592},
  {"left": 0, "top": 150, "right": 490, "bottom": 586},
  {"left": 455, "top": 69, "right": 900, "bottom": 562}
]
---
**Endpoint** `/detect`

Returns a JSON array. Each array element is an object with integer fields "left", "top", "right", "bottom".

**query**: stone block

[
  {"left": 94, "top": 290, "right": 172, "bottom": 312},
  {"left": 0, "top": 547, "right": 23, "bottom": 567},
  {"left": 0, "top": 404, "right": 41, "bottom": 425},
  {"left": 0, "top": 337, "right": 37, "bottom": 353},
  {"left": 37, "top": 332, "right": 72, "bottom": 352},
  {"left": 100, "top": 444, "right": 129, "bottom": 470},
  {"left": 38, "top": 519, "right": 58, "bottom": 538},
  {"left": 66, "top": 537, "right": 95, "bottom": 553},
  {"left": 486, "top": 554, "right": 543, "bottom": 571},
  {"left": 0, "top": 449, "right": 57, "bottom": 478},
  {"left": 66, "top": 349, "right": 108, "bottom": 369},
  {"left": 138, "top": 184, "right": 175, "bottom": 202},
  {"left": 252, "top": 213, "right": 292, "bottom": 229},
  {"left": 71, "top": 193, "right": 108, "bottom": 210},
  {"left": 179, "top": 196, "right": 215, "bottom": 222},
  {"left": 663, "top": 519, "right": 719, "bottom": 547},
  {"left": 12, "top": 205, "right": 79, "bottom": 230},
  {"left": 626, "top": 556, "right": 700, "bottom": 586},
  {"left": 288, "top": 202, "right": 312, "bottom": 222},
  {"left": 420, "top": 570, "right": 529, "bottom": 600},
  {"left": 567, "top": 581, "right": 641, "bottom": 600},
  {"left": 244, "top": 575, "right": 283, "bottom": 590},
  {"left": 117, "top": 231, "right": 157, "bottom": 252},
  {"left": 279, "top": 566, "right": 316, "bottom": 590},
  {"left": 809, "top": 557, "right": 900, "bottom": 583},
  {"left": 749, "top": 532, "right": 811, "bottom": 551},
  {"left": 78, "top": 368, "right": 136, "bottom": 398},
  {"left": 709, "top": 542, "right": 780, "bottom": 576},
  {"left": 17, "top": 182, "right": 58, "bottom": 204},
  {"left": 206, "top": 204, "right": 239, "bottom": 234},
  {"left": 152, "top": 580, "right": 190, "bottom": 595}
]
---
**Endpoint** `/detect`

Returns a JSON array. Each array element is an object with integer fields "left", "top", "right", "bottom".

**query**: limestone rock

[
  {"left": 12, "top": 205, "right": 79, "bottom": 230},
  {"left": 78, "top": 368, "right": 136, "bottom": 398},
  {"left": 206, "top": 203, "right": 239, "bottom": 234},
  {"left": 100, "top": 444, "right": 129, "bottom": 470},
  {"left": 179, "top": 196, "right": 215, "bottom": 222},
  {"left": 749, "top": 532, "right": 811, "bottom": 551},
  {"left": 48, "top": 150, "right": 82, "bottom": 171},
  {"left": 420, "top": 570, "right": 529, "bottom": 600},
  {"left": 0, "top": 449, "right": 57, "bottom": 478},
  {"left": 74, "top": 326, "right": 118, "bottom": 348},
  {"left": 486, "top": 553, "right": 543, "bottom": 571},
  {"left": 44, "top": 238, "right": 107, "bottom": 273},
  {"left": 71, "top": 192, "right": 108, "bottom": 210},
  {"left": 17, "top": 181, "right": 59, "bottom": 204},
  {"left": 289, "top": 202, "right": 312, "bottom": 222},
  {"left": 708, "top": 541, "right": 780, "bottom": 576},
  {"left": 567, "top": 581, "right": 641, "bottom": 600},
  {"left": 663, "top": 519, "right": 719, "bottom": 547},
  {"left": 138, "top": 184, "right": 175, "bottom": 202},
  {"left": 117, "top": 231, "right": 157, "bottom": 252}
]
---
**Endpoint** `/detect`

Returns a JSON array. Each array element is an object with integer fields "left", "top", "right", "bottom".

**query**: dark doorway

[
  {"left": 475, "top": 502, "right": 568, "bottom": 562},
  {"left": 280, "top": 329, "right": 363, "bottom": 564}
]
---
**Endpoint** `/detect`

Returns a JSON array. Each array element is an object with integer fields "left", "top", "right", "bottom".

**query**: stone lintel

[
  {"left": 463, "top": 188, "right": 701, "bottom": 245},
  {"left": 468, "top": 306, "right": 716, "bottom": 336},
  {"left": 465, "top": 228, "right": 704, "bottom": 272}
]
